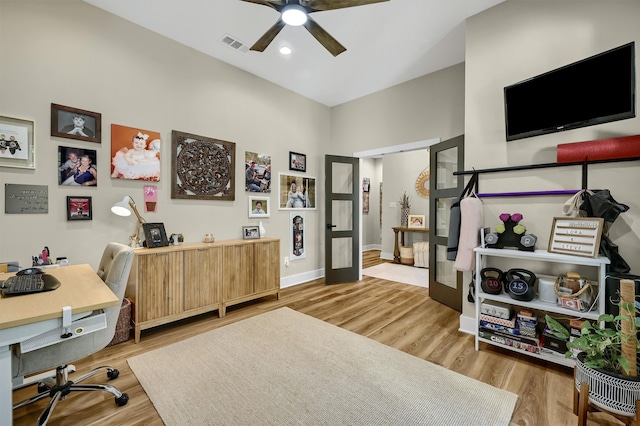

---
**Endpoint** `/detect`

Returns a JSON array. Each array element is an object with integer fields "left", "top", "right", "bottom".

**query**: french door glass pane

[
  {"left": 436, "top": 245, "right": 457, "bottom": 289},
  {"left": 332, "top": 237, "right": 352, "bottom": 269},
  {"left": 332, "top": 200, "right": 352, "bottom": 231},
  {"left": 332, "top": 163, "right": 353, "bottom": 194},
  {"left": 436, "top": 147, "right": 458, "bottom": 189}
]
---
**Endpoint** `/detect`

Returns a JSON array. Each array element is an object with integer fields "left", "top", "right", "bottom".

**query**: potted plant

[
  {"left": 545, "top": 285, "right": 640, "bottom": 417},
  {"left": 399, "top": 192, "right": 411, "bottom": 227}
]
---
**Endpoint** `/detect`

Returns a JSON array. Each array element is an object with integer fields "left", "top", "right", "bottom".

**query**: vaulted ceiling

[{"left": 84, "top": 0, "right": 505, "bottom": 107}]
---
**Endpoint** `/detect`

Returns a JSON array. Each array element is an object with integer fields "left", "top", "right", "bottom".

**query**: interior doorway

[{"left": 354, "top": 138, "right": 440, "bottom": 270}]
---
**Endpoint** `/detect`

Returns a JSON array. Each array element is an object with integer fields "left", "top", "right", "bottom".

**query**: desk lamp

[{"left": 111, "top": 196, "right": 146, "bottom": 248}]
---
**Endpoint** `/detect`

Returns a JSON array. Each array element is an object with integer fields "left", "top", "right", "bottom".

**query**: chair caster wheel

[
  {"left": 107, "top": 369, "right": 120, "bottom": 380},
  {"left": 37, "top": 383, "right": 48, "bottom": 394},
  {"left": 115, "top": 393, "right": 129, "bottom": 406}
]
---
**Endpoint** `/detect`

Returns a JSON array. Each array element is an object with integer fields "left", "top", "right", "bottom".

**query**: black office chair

[{"left": 12, "top": 243, "right": 134, "bottom": 425}]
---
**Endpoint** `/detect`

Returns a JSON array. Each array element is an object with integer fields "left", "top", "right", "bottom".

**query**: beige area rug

[
  {"left": 128, "top": 308, "right": 517, "bottom": 426},
  {"left": 363, "top": 262, "right": 429, "bottom": 288}
]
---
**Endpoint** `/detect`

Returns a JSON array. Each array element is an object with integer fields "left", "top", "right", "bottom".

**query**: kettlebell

[
  {"left": 480, "top": 267, "right": 504, "bottom": 295},
  {"left": 505, "top": 268, "right": 537, "bottom": 301}
]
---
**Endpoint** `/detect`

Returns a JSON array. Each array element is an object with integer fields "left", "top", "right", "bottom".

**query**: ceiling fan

[{"left": 240, "top": 0, "right": 389, "bottom": 57}]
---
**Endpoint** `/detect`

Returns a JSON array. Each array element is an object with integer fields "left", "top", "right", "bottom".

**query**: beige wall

[
  {"left": 0, "top": 0, "right": 329, "bottom": 278},
  {"left": 462, "top": 1, "right": 640, "bottom": 320}
]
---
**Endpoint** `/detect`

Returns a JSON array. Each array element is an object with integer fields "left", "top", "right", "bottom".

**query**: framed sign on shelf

[
  {"left": 547, "top": 217, "right": 604, "bottom": 258},
  {"left": 0, "top": 115, "right": 35, "bottom": 170}
]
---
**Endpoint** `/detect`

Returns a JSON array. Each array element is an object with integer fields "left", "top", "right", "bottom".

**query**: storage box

[
  {"left": 480, "top": 300, "right": 512, "bottom": 320},
  {"left": 107, "top": 298, "right": 131, "bottom": 346},
  {"left": 542, "top": 332, "right": 568, "bottom": 354}
]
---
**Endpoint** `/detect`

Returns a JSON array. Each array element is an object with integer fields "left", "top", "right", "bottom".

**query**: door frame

[{"left": 353, "top": 137, "right": 440, "bottom": 271}]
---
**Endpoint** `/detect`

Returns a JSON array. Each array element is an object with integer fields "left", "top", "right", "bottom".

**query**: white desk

[{"left": 0, "top": 264, "right": 119, "bottom": 426}]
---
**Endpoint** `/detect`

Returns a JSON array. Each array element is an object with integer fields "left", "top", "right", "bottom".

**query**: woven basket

[
  {"left": 107, "top": 298, "right": 132, "bottom": 347},
  {"left": 400, "top": 246, "right": 414, "bottom": 266},
  {"left": 575, "top": 353, "right": 640, "bottom": 416}
]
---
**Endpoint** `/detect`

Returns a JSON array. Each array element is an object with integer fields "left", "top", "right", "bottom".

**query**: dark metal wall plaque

[{"left": 5, "top": 184, "right": 48, "bottom": 214}]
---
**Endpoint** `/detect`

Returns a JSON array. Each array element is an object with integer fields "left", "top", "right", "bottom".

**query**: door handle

[{"left": 326, "top": 224, "right": 337, "bottom": 229}]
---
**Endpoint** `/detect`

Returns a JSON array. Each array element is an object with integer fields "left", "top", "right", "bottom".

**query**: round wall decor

[{"left": 415, "top": 170, "right": 430, "bottom": 198}]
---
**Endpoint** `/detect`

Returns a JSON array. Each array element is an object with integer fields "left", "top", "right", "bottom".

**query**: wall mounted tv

[{"left": 504, "top": 42, "right": 636, "bottom": 141}]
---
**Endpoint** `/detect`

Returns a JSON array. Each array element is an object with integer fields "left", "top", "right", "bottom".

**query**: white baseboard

[
  {"left": 280, "top": 268, "right": 324, "bottom": 289},
  {"left": 362, "top": 244, "right": 382, "bottom": 251},
  {"left": 380, "top": 251, "right": 394, "bottom": 261},
  {"left": 458, "top": 314, "right": 477, "bottom": 336}
]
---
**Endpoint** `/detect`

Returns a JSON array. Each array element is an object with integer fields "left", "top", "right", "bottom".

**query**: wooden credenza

[{"left": 125, "top": 238, "right": 280, "bottom": 343}]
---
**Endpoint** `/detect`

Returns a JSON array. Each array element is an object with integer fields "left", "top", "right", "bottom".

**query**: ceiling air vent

[{"left": 220, "top": 34, "right": 249, "bottom": 53}]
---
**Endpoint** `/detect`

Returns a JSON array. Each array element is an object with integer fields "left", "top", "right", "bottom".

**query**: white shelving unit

[{"left": 474, "top": 247, "right": 610, "bottom": 367}]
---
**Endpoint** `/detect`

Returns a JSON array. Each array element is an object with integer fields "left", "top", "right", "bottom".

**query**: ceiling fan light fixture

[{"left": 281, "top": 4, "right": 307, "bottom": 26}]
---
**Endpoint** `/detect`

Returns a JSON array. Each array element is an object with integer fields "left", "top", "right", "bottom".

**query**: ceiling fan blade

[
  {"left": 303, "top": 17, "right": 346, "bottom": 57},
  {"left": 250, "top": 19, "right": 287, "bottom": 52},
  {"left": 239, "top": 0, "right": 284, "bottom": 10},
  {"left": 306, "top": 0, "right": 388, "bottom": 11}
]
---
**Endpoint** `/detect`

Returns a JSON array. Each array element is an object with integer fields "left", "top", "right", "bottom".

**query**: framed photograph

[
  {"left": 249, "top": 196, "right": 270, "bottom": 218},
  {"left": 142, "top": 223, "right": 169, "bottom": 248},
  {"left": 0, "top": 115, "right": 35, "bottom": 170},
  {"left": 278, "top": 173, "right": 316, "bottom": 210},
  {"left": 245, "top": 151, "right": 272, "bottom": 193},
  {"left": 67, "top": 196, "right": 92, "bottom": 221},
  {"left": 362, "top": 177, "right": 370, "bottom": 193},
  {"left": 111, "top": 124, "right": 161, "bottom": 181},
  {"left": 548, "top": 217, "right": 604, "bottom": 258},
  {"left": 289, "top": 151, "right": 306, "bottom": 172},
  {"left": 51, "top": 103, "right": 101, "bottom": 143},
  {"left": 171, "top": 130, "right": 235, "bottom": 200},
  {"left": 242, "top": 225, "right": 260, "bottom": 240},
  {"left": 408, "top": 214, "right": 425, "bottom": 228},
  {"left": 58, "top": 146, "right": 97, "bottom": 186},
  {"left": 290, "top": 212, "right": 306, "bottom": 260}
]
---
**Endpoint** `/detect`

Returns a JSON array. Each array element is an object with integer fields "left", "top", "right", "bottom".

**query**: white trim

[
  {"left": 458, "top": 314, "right": 476, "bottom": 336},
  {"left": 280, "top": 268, "right": 324, "bottom": 289},
  {"left": 353, "top": 137, "right": 440, "bottom": 159},
  {"left": 362, "top": 244, "right": 382, "bottom": 251},
  {"left": 380, "top": 251, "right": 394, "bottom": 261}
]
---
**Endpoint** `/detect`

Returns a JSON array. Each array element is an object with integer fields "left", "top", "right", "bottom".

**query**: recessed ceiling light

[{"left": 280, "top": 46, "right": 292, "bottom": 55}]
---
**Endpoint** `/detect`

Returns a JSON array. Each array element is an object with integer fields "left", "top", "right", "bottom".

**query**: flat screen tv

[{"left": 504, "top": 42, "right": 636, "bottom": 141}]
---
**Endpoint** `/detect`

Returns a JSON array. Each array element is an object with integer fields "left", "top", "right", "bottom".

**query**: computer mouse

[{"left": 17, "top": 267, "right": 44, "bottom": 276}]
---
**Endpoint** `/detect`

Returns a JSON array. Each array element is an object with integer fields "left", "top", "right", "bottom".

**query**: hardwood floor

[{"left": 12, "top": 251, "right": 622, "bottom": 425}]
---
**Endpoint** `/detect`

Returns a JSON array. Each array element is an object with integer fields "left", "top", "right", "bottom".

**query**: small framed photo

[
  {"left": 289, "top": 151, "right": 306, "bottom": 172},
  {"left": 249, "top": 196, "right": 270, "bottom": 218},
  {"left": 242, "top": 225, "right": 261, "bottom": 240},
  {"left": 548, "top": 217, "right": 604, "bottom": 258},
  {"left": 408, "top": 214, "right": 425, "bottom": 228},
  {"left": 67, "top": 196, "right": 92, "bottom": 221},
  {"left": 142, "top": 222, "right": 169, "bottom": 248},
  {"left": 0, "top": 115, "right": 35, "bottom": 170},
  {"left": 51, "top": 103, "right": 101, "bottom": 143}
]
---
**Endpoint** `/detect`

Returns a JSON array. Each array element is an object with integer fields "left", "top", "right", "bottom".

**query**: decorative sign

[
  {"left": 547, "top": 217, "right": 604, "bottom": 258},
  {"left": 5, "top": 184, "right": 48, "bottom": 214}
]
